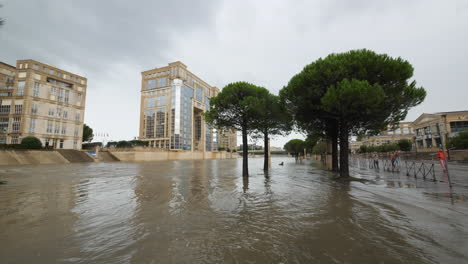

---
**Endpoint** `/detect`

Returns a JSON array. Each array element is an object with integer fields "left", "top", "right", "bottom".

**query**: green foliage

[
  {"left": 397, "top": 139, "right": 413, "bottom": 151},
  {"left": 312, "top": 141, "right": 327, "bottom": 154},
  {"left": 251, "top": 92, "right": 292, "bottom": 137},
  {"left": 447, "top": 130, "right": 468, "bottom": 149},
  {"left": 82, "top": 124, "right": 94, "bottom": 142},
  {"left": 20, "top": 136, "right": 42, "bottom": 149},
  {"left": 204, "top": 82, "right": 269, "bottom": 132},
  {"left": 106, "top": 140, "right": 148, "bottom": 148},
  {"left": 305, "top": 134, "right": 320, "bottom": 153},
  {"left": 284, "top": 139, "right": 305, "bottom": 156},
  {"left": 281, "top": 49, "right": 426, "bottom": 176}
]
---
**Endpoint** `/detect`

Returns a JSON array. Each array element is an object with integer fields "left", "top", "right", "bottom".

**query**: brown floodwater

[{"left": 0, "top": 158, "right": 467, "bottom": 263}]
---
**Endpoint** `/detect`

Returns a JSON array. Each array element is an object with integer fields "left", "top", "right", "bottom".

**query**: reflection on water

[{"left": 0, "top": 158, "right": 467, "bottom": 263}]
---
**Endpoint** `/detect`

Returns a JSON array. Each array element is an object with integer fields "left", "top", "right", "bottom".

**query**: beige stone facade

[
  {"left": 217, "top": 129, "right": 237, "bottom": 151},
  {"left": 412, "top": 111, "right": 468, "bottom": 152},
  {"left": 0, "top": 60, "right": 87, "bottom": 149},
  {"left": 364, "top": 122, "right": 414, "bottom": 146},
  {"left": 139, "top": 61, "right": 236, "bottom": 151}
]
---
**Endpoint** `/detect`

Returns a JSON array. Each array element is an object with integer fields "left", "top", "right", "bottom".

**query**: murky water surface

[{"left": 0, "top": 158, "right": 467, "bottom": 263}]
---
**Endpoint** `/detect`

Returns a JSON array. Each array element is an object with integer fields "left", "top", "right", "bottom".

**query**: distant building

[
  {"left": 412, "top": 111, "right": 468, "bottom": 152},
  {"left": 217, "top": 129, "right": 237, "bottom": 151},
  {"left": 0, "top": 60, "right": 87, "bottom": 149},
  {"left": 139, "top": 61, "right": 236, "bottom": 151},
  {"left": 350, "top": 141, "right": 364, "bottom": 153},
  {"left": 365, "top": 122, "right": 414, "bottom": 146}
]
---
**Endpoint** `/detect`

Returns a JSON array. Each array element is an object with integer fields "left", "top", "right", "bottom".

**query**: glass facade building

[{"left": 140, "top": 61, "right": 224, "bottom": 151}]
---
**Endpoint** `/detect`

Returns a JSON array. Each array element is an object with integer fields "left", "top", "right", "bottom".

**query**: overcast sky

[{"left": 1, "top": 0, "right": 467, "bottom": 148}]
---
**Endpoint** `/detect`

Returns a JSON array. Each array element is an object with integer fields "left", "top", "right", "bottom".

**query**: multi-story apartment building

[
  {"left": 0, "top": 59, "right": 87, "bottom": 149},
  {"left": 364, "top": 122, "right": 414, "bottom": 146},
  {"left": 139, "top": 61, "right": 235, "bottom": 151},
  {"left": 217, "top": 129, "right": 237, "bottom": 151},
  {"left": 412, "top": 111, "right": 468, "bottom": 152}
]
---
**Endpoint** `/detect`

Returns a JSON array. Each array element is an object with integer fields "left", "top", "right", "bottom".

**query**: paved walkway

[{"left": 349, "top": 157, "right": 468, "bottom": 201}]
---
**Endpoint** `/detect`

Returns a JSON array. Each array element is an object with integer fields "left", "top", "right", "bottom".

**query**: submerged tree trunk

[
  {"left": 339, "top": 122, "right": 349, "bottom": 178},
  {"left": 263, "top": 131, "right": 269, "bottom": 171},
  {"left": 242, "top": 126, "right": 249, "bottom": 177}
]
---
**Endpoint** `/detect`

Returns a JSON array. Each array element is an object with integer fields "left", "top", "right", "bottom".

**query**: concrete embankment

[
  {"left": 109, "top": 150, "right": 235, "bottom": 162},
  {"left": 0, "top": 150, "right": 93, "bottom": 166}
]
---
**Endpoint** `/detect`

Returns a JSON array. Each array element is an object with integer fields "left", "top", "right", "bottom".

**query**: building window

[
  {"left": 54, "top": 123, "right": 60, "bottom": 134},
  {"left": 51, "top": 86, "right": 57, "bottom": 96},
  {"left": 156, "top": 108, "right": 166, "bottom": 138},
  {"left": 56, "top": 108, "right": 62, "bottom": 118},
  {"left": 29, "top": 118, "right": 36, "bottom": 133},
  {"left": 0, "top": 118, "right": 8, "bottom": 133},
  {"left": 75, "top": 112, "right": 81, "bottom": 121},
  {"left": 61, "top": 124, "right": 66, "bottom": 135},
  {"left": 63, "top": 110, "right": 68, "bottom": 119},
  {"left": 31, "top": 103, "right": 38, "bottom": 114},
  {"left": 425, "top": 138, "right": 433, "bottom": 148},
  {"left": 73, "top": 140, "right": 77, "bottom": 149},
  {"left": 424, "top": 126, "right": 432, "bottom": 135},
  {"left": 59, "top": 139, "right": 64, "bottom": 149},
  {"left": 195, "top": 87, "right": 203, "bottom": 101},
  {"left": 47, "top": 121, "right": 53, "bottom": 134},
  {"left": 0, "top": 136, "right": 6, "bottom": 144},
  {"left": 33, "top": 64, "right": 39, "bottom": 70},
  {"left": 49, "top": 69, "right": 54, "bottom": 75},
  {"left": 11, "top": 136, "right": 19, "bottom": 144},
  {"left": 403, "top": 127, "right": 409, "bottom": 134},
  {"left": 147, "top": 79, "right": 156, "bottom": 90},
  {"left": 58, "top": 88, "right": 64, "bottom": 102},
  {"left": 33, "top": 82, "right": 40, "bottom": 97},
  {"left": 17, "top": 81, "right": 25, "bottom": 96},
  {"left": 64, "top": 90, "right": 70, "bottom": 103},
  {"left": 157, "top": 78, "right": 167, "bottom": 88},
  {"left": 0, "top": 105, "right": 10, "bottom": 115},
  {"left": 48, "top": 108, "right": 55, "bottom": 117},
  {"left": 14, "top": 104, "right": 23, "bottom": 114},
  {"left": 74, "top": 127, "right": 79, "bottom": 137},
  {"left": 42, "top": 66, "right": 47, "bottom": 72},
  {"left": 450, "top": 121, "right": 468, "bottom": 132},
  {"left": 12, "top": 117, "right": 21, "bottom": 132},
  {"left": 145, "top": 109, "right": 155, "bottom": 138},
  {"left": 77, "top": 93, "right": 82, "bottom": 103}
]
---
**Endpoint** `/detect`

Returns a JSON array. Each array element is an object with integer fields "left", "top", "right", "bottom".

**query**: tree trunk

[
  {"left": 242, "top": 126, "right": 249, "bottom": 177},
  {"left": 339, "top": 122, "right": 349, "bottom": 178},
  {"left": 331, "top": 131, "right": 339, "bottom": 172},
  {"left": 263, "top": 131, "right": 269, "bottom": 171}
]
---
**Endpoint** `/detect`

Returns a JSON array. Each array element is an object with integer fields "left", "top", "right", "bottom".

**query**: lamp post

[{"left": 438, "top": 116, "right": 452, "bottom": 188}]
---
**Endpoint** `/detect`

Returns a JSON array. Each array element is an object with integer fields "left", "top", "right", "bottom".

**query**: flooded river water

[{"left": 0, "top": 158, "right": 467, "bottom": 263}]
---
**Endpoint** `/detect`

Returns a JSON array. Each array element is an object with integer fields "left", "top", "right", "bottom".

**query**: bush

[
  {"left": 397, "top": 139, "right": 413, "bottom": 151},
  {"left": 448, "top": 130, "right": 468, "bottom": 149},
  {"left": 20, "top": 136, "right": 42, "bottom": 149}
]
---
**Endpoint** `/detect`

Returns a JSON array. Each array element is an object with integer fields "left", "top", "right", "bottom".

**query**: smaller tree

[
  {"left": 397, "top": 139, "right": 413, "bottom": 151},
  {"left": 205, "top": 82, "right": 269, "bottom": 177},
  {"left": 252, "top": 92, "right": 292, "bottom": 171},
  {"left": 284, "top": 139, "right": 305, "bottom": 161},
  {"left": 20, "top": 136, "right": 42, "bottom": 149},
  {"left": 83, "top": 124, "right": 94, "bottom": 142},
  {"left": 447, "top": 130, "right": 468, "bottom": 149}
]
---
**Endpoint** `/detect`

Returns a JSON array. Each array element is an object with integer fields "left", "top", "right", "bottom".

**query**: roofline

[
  {"left": 16, "top": 59, "right": 87, "bottom": 80},
  {"left": 0, "top": 61, "right": 16, "bottom": 69}
]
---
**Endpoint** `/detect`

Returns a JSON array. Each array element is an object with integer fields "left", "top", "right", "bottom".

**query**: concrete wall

[
  {"left": 109, "top": 150, "right": 235, "bottom": 162},
  {"left": 0, "top": 150, "right": 70, "bottom": 165}
]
